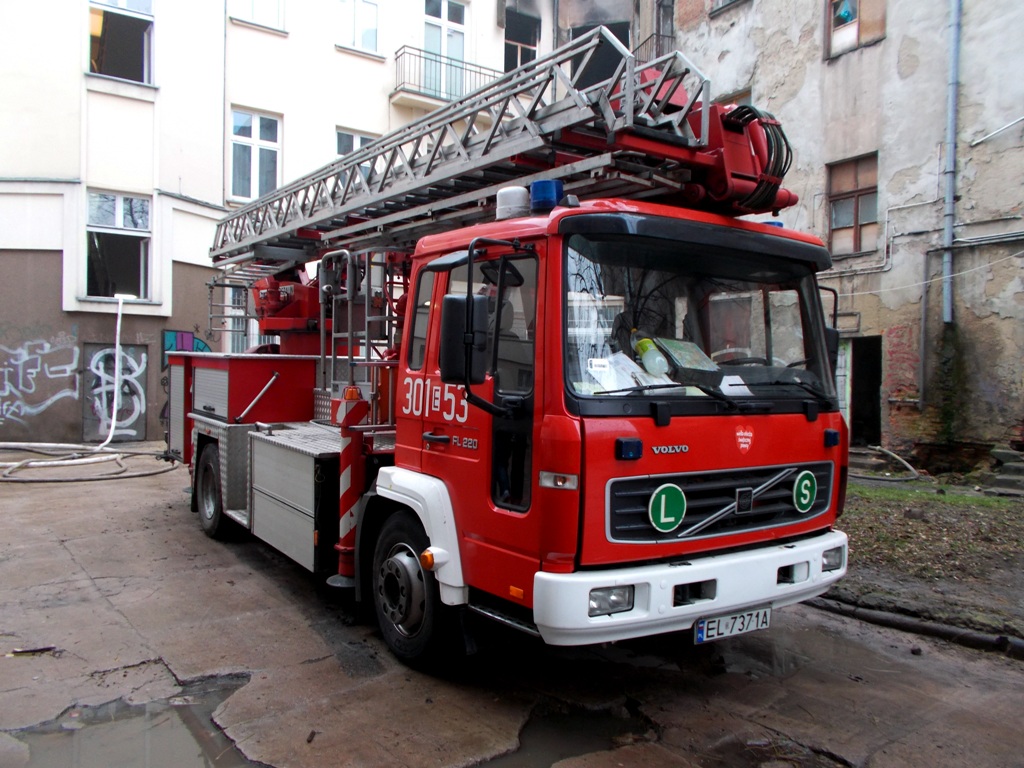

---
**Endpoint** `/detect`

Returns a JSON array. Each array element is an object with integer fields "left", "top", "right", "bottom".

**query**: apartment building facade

[
  {"left": 6, "top": 0, "right": 1019, "bottom": 464},
  {"left": 1, "top": 0, "right": 550, "bottom": 444}
]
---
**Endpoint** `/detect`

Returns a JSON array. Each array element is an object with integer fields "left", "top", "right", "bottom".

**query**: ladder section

[
  {"left": 211, "top": 26, "right": 712, "bottom": 268},
  {"left": 330, "top": 251, "right": 405, "bottom": 443},
  {"left": 206, "top": 276, "right": 256, "bottom": 346}
]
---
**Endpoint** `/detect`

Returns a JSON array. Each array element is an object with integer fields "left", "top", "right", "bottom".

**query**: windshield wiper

[
  {"left": 593, "top": 383, "right": 687, "bottom": 396},
  {"left": 594, "top": 381, "right": 758, "bottom": 412},
  {"left": 684, "top": 382, "right": 742, "bottom": 410},
  {"left": 766, "top": 376, "right": 834, "bottom": 406}
]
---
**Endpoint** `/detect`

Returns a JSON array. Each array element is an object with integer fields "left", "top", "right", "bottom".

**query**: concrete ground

[{"left": 2, "top": 444, "right": 1023, "bottom": 768}]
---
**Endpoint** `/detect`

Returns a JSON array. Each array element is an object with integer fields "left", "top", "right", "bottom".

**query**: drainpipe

[{"left": 942, "top": 0, "right": 962, "bottom": 324}]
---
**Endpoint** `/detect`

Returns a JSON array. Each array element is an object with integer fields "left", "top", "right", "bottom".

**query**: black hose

[{"left": 724, "top": 105, "right": 793, "bottom": 211}]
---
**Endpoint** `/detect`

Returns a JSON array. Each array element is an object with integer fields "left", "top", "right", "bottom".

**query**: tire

[
  {"left": 372, "top": 512, "right": 450, "bottom": 664},
  {"left": 196, "top": 444, "right": 232, "bottom": 540}
]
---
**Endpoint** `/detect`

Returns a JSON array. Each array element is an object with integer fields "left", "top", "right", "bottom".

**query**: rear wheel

[
  {"left": 372, "top": 512, "right": 448, "bottom": 663},
  {"left": 196, "top": 445, "right": 232, "bottom": 540}
]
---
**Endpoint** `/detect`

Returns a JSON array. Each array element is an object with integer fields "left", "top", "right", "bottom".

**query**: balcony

[
  {"left": 633, "top": 34, "right": 675, "bottom": 64},
  {"left": 391, "top": 45, "right": 504, "bottom": 111}
]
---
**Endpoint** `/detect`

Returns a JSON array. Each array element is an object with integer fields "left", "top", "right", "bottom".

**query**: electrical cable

[{"left": 837, "top": 249, "right": 1023, "bottom": 297}]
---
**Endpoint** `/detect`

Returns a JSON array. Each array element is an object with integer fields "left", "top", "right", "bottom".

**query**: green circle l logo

[
  {"left": 793, "top": 470, "right": 817, "bottom": 514},
  {"left": 649, "top": 483, "right": 687, "bottom": 533}
]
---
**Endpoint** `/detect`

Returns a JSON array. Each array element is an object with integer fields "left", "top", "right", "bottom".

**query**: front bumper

[{"left": 533, "top": 530, "right": 847, "bottom": 646}]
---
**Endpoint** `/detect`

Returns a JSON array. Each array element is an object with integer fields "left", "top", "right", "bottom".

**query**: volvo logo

[{"left": 652, "top": 445, "right": 689, "bottom": 455}]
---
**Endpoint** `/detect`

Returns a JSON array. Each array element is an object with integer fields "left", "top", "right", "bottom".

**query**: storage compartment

[
  {"left": 168, "top": 364, "right": 186, "bottom": 458},
  {"left": 249, "top": 425, "right": 340, "bottom": 573},
  {"left": 194, "top": 367, "right": 229, "bottom": 419},
  {"left": 186, "top": 354, "right": 318, "bottom": 424}
]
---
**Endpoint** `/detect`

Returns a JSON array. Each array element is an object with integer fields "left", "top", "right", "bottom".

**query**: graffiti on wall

[
  {"left": 159, "top": 328, "right": 212, "bottom": 433},
  {"left": 0, "top": 336, "right": 80, "bottom": 426},
  {"left": 162, "top": 329, "right": 211, "bottom": 369},
  {"left": 83, "top": 343, "right": 148, "bottom": 442}
]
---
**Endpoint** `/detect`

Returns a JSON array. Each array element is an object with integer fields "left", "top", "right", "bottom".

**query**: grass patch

[{"left": 841, "top": 480, "right": 1023, "bottom": 580}]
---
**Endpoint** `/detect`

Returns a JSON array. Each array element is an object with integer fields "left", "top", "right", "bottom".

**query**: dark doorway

[{"left": 849, "top": 336, "right": 882, "bottom": 446}]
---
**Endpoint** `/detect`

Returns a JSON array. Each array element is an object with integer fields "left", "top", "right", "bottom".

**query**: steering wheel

[{"left": 720, "top": 356, "right": 768, "bottom": 366}]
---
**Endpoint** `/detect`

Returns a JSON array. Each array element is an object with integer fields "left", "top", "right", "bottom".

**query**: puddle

[
  {"left": 12, "top": 676, "right": 254, "bottom": 767},
  {"left": 482, "top": 702, "right": 648, "bottom": 767}
]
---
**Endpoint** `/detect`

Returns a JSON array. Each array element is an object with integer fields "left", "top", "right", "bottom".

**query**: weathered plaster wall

[
  {"left": 670, "top": 0, "right": 1024, "bottom": 455},
  {"left": 0, "top": 254, "right": 217, "bottom": 444}
]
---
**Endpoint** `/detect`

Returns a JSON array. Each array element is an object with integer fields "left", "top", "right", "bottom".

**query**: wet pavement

[
  {"left": 12, "top": 677, "right": 250, "bottom": 767},
  {"left": 2, "top": 446, "right": 1023, "bottom": 767}
]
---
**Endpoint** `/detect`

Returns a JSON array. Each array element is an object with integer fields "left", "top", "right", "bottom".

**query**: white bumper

[{"left": 533, "top": 530, "right": 847, "bottom": 646}]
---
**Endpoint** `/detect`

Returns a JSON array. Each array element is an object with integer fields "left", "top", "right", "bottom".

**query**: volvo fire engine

[{"left": 166, "top": 28, "right": 848, "bottom": 663}]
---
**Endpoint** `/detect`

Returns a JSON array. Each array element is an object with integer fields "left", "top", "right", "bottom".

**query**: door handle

[{"left": 422, "top": 431, "right": 451, "bottom": 444}]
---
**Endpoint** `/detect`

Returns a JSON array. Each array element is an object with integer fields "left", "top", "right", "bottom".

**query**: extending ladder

[{"left": 211, "top": 26, "right": 715, "bottom": 275}]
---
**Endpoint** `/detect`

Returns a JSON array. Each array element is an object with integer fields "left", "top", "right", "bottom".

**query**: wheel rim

[
  {"left": 377, "top": 543, "right": 425, "bottom": 638},
  {"left": 200, "top": 465, "right": 217, "bottom": 521}
]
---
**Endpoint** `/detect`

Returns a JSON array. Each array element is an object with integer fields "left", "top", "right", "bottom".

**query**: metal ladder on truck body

[{"left": 210, "top": 25, "right": 795, "bottom": 277}]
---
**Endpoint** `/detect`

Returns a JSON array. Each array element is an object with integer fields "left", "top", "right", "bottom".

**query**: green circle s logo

[
  {"left": 649, "top": 483, "right": 687, "bottom": 533},
  {"left": 793, "top": 470, "right": 817, "bottom": 514}
]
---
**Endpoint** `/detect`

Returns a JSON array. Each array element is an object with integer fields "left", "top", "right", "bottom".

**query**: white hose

[{"left": 0, "top": 296, "right": 169, "bottom": 482}]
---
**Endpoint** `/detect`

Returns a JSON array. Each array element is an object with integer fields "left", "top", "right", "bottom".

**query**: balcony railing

[
  {"left": 633, "top": 34, "right": 675, "bottom": 64},
  {"left": 394, "top": 45, "right": 504, "bottom": 102}
]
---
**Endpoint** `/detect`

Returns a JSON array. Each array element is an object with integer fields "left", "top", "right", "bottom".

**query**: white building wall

[{"left": 225, "top": 0, "right": 505, "bottom": 190}]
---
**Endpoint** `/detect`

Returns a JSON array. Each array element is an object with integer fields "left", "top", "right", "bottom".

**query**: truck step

[{"left": 468, "top": 604, "right": 541, "bottom": 638}]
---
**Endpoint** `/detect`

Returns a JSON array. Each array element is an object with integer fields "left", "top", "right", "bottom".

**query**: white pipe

[
  {"left": 97, "top": 293, "right": 134, "bottom": 450},
  {"left": 969, "top": 115, "right": 1024, "bottom": 147}
]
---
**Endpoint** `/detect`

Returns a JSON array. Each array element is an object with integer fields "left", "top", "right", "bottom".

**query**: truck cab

[{"left": 371, "top": 194, "right": 847, "bottom": 657}]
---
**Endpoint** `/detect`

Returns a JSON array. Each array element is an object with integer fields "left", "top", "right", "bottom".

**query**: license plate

[{"left": 695, "top": 607, "right": 771, "bottom": 644}]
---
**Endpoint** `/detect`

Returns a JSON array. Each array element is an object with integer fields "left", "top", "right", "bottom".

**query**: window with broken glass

[
  {"left": 828, "top": 0, "right": 885, "bottom": 57},
  {"left": 89, "top": 0, "right": 153, "bottom": 84},
  {"left": 86, "top": 191, "right": 151, "bottom": 299},
  {"left": 504, "top": 10, "right": 540, "bottom": 72}
]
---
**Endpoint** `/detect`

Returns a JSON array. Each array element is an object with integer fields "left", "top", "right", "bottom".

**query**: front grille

[{"left": 608, "top": 462, "right": 833, "bottom": 543}]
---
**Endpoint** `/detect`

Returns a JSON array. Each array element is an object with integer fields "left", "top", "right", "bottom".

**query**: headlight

[
  {"left": 589, "top": 585, "right": 634, "bottom": 617},
  {"left": 822, "top": 546, "right": 846, "bottom": 572}
]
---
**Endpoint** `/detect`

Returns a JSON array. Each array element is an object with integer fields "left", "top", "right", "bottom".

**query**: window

[
  {"left": 828, "top": 0, "right": 885, "bottom": 57},
  {"left": 89, "top": 1, "right": 153, "bottom": 84},
  {"left": 228, "top": 0, "right": 284, "bottom": 29},
  {"left": 231, "top": 109, "right": 280, "bottom": 201},
  {"left": 424, "top": 0, "right": 465, "bottom": 98},
  {"left": 711, "top": 0, "right": 749, "bottom": 12},
  {"left": 716, "top": 89, "right": 752, "bottom": 107},
  {"left": 656, "top": 0, "right": 674, "bottom": 39},
  {"left": 337, "top": 129, "right": 375, "bottom": 181},
  {"left": 828, "top": 154, "right": 878, "bottom": 256},
  {"left": 407, "top": 270, "right": 435, "bottom": 370},
  {"left": 86, "top": 191, "right": 150, "bottom": 299},
  {"left": 339, "top": 0, "right": 378, "bottom": 52},
  {"left": 504, "top": 10, "right": 539, "bottom": 72},
  {"left": 337, "top": 129, "right": 374, "bottom": 156}
]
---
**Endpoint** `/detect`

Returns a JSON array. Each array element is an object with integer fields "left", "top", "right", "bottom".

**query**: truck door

[{"left": 422, "top": 253, "right": 542, "bottom": 607}]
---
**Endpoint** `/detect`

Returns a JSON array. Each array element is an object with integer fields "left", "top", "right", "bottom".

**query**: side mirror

[{"left": 439, "top": 293, "right": 488, "bottom": 385}]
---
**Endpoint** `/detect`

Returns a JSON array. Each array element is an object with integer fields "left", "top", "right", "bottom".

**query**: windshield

[{"left": 564, "top": 231, "right": 835, "bottom": 406}]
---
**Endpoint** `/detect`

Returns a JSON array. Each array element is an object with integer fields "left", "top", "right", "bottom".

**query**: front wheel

[
  {"left": 196, "top": 444, "right": 232, "bottom": 540},
  {"left": 372, "top": 512, "right": 449, "bottom": 664}
]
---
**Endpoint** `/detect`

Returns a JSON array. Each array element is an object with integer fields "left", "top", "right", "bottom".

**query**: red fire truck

[{"left": 167, "top": 28, "right": 847, "bottom": 662}]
